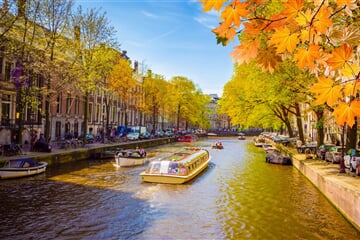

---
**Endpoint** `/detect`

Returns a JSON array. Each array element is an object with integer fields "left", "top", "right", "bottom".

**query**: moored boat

[
  {"left": 114, "top": 149, "right": 147, "bottom": 167},
  {"left": 0, "top": 158, "right": 48, "bottom": 180},
  {"left": 140, "top": 147, "right": 210, "bottom": 184},
  {"left": 177, "top": 134, "right": 197, "bottom": 142}
]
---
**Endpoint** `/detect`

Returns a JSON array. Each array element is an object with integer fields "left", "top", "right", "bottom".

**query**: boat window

[
  {"left": 168, "top": 162, "right": 178, "bottom": 174},
  {"left": 159, "top": 161, "right": 170, "bottom": 174},
  {"left": 148, "top": 162, "right": 161, "bottom": 173}
]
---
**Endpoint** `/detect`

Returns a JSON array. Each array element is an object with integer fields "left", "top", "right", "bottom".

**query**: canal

[{"left": 0, "top": 138, "right": 359, "bottom": 239}]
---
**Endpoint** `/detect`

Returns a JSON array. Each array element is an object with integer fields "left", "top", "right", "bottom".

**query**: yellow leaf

[
  {"left": 326, "top": 43, "right": 353, "bottom": 70},
  {"left": 282, "top": 0, "right": 304, "bottom": 20},
  {"left": 200, "top": 0, "right": 227, "bottom": 12},
  {"left": 310, "top": 77, "right": 342, "bottom": 106},
  {"left": 294, "top": 44, "right": 320, "bottom": 69},
  {"left": 295, "top": 9, "right": 312, "bottom": 26},
  {"left": 341, "top": 62, "right": 360, "bottom": 78},
  {"left": 333, "top": 100, "right": 360, "bottom": 127},
  {"left": 268, "top": 27, "right": 299, "bottom": 54}
]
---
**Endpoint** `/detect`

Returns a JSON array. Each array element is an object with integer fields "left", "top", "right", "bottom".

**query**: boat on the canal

[
  {"left": 265, "top": 148, "right": 292, "bottom": 165},
  {"left": 114, "top": 148, "right": 147, "bottom": 167},
  {"left": 99, "top": 148, "right": 123, "bottom": 159},
  {"left": 140, "top": 147, "right": 210, "bottom": 184},
  {"left": 211, "top": 141, "right": 224, "bottom": 149},
  {"left": 0, "top": 158, "right": 48, "bottom": 179},
  {"left": 238, "top": 133, "right": 246, "bottom": 140},
  {"left": 177, "top": 134, "right": 197, "bottom": 142}
]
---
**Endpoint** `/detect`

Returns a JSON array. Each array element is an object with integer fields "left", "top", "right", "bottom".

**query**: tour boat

[
  {"left": 114, "top": 149, "right": 147, "bottom": 167},
  {"left": 140, "top": 147, "right": 211, "bottom": 184},
  {"left": 0, "top": 158, "right": 48, "bottom": 180}
]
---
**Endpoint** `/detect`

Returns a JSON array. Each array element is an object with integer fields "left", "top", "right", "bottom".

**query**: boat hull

[
  {"left": 0, "top": 161, "right": 48, "bottom": 179},
  {"left": 115, "top": 157, "right": 146, "bottom": 167},
  {"left": 140, "top": 156, "right": 210, "bottom": 184}
]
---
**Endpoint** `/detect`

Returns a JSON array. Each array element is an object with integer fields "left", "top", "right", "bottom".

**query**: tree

[
  {"left": 108, "top": 56, "right": 137, "bottom": 131},
  {"left": 168, "top": 76, "right": 209, "bottom": 130},
  {"left": 37, "top": 0, "right": 74, "bottom": 141},
  {"left": 201, "top": 0, "right": 360, "bottom": 172},
  {"left": 70, "top": 6, "right": 118, "bottom": 141},
  {"left": 3, "top": 0, "right": 45, "bottom": 144}
]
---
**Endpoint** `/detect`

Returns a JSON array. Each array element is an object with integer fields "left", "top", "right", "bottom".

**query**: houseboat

[
  {"left": 140, "top": 147, "right": 210, "bottom": 184},
  {"left": 114, "top": 148, "right": 147, "bottom": 167},
  {"left": 0, "top": 158, "right": 48, "bottom": 179}
]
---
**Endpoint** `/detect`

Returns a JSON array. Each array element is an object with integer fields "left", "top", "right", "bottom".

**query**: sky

[{"left": 76, "top": 0, "right": 237, "bottom": 97}]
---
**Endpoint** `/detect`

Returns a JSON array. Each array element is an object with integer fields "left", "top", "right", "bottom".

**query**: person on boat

[{"left": 135, "top": 146, "right": 146, "bottom": 157}]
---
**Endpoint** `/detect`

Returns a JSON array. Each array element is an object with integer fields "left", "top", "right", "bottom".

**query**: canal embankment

[
  {"left": 9, "top": 137, "right": 177, "bottom": 166},
  {"left": 292, "top": 154, "right": 360, "bottom": 231}
]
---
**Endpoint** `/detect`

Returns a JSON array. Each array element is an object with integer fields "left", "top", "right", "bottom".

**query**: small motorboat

[
  {"left": 211, "top": 141, "right": 224, "bottom": 149},
  {"left": 0, "top": 158, "right": 48, "bottom": 179},
  {"left": 265, "top": 149, "right": 292, "bottom": 165},
  {"left": 238, "top": 133, "right": 246, "bottom": 140},
  {"left": 114, "top": 149, "right": 147, "bottom": 167}
]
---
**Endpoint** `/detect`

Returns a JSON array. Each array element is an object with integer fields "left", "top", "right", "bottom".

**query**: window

[
  {"left": 66, "top": 94, "right": 71, "bottom": 115},
  {"left": 5, "top": 62, "right": 12, "bottom": 81},
  {"left": 56, "top": 93, "right": 62, "bottom": 114},
  {"left": 75, "top": 96, "right": 80, "bottom": 115},
  {"left": 55, "top": 121, "right": 61, "bottom": 138}
]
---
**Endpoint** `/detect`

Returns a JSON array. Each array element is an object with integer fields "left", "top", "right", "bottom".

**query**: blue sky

[{"left": 76, "top": 0, "right": 237, "bottom": 96}]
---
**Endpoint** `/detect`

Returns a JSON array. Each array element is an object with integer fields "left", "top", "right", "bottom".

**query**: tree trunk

[
  {"left": 294, "top": 102, "right": 304, "bottom": 143},
  {"left": 346, "top": 118, "right": 357, "bottom": 149},
  {"left": 82, "top": 93, "right": 89, "bottom": 143}
]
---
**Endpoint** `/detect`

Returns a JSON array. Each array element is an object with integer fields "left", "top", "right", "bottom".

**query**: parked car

[
  {"left": 316, "top": 143, "right": 335, "bottom": 160},
  {"left": 265, "top": 149, "right": 292, "bottom": 165},
  {"left": 155, "top": 130, "right": 165, "bottom": 138},
  {"left": 297, "top": 141, "right": 317, "bottom": 154},
  {"left": 126, "top": 132, "right": 139, "bottom": 141},
  {"left": 164, "top": 130, "right": 173, "bottom": 137},
  {"left": 140, "top": 131, "right": 151, "bottom": 139},
  {"left": 344, "top": 149, "right": 360, "bottom": 173},
  {"left": 325, "top": 146, "right": 345, "bottom": 163}
]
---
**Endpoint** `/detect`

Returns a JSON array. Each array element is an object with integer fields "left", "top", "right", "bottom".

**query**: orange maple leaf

[
  {"left": 294, "top": 44, "right": 320, "bottom": 69},
  {"left": 310, "top": 76, "right": 342, "bottom": 106},
  {"left": 243, "top": 21, "right": 262, "bottom": 36},
  {"left": 282, "top": 0, "right": 304, "bottom": 20},
  {"left": 256, "top": 45, "right": 281, "bottom": 73},
  {"left": 200, "top": 0, "right": 227, "bottom": 12},
  {"left": 326, "top": 43, "right": 353, "bottom": 70},
  {"left": 268, "top": 27, "right": 299, "bottom": 54},
  {"left": 230, "top": 39, "right": 259, "bottom": 64},
  {"left": 213, "top": 22, "right": 237, "bottom": 41},
  {"left": 333, "top": 100, "right": 360, "bottom": 127},
  {"left": 220, "top": 1, "right": 249, "bottom": 26},
  {"left": 313, "top": 7, "right": 332, "bottom": 34}
]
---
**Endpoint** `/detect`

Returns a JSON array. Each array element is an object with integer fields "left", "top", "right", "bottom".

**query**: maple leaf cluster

[{"left": 200, "top": 0, "right": 360, "bottom": 127}]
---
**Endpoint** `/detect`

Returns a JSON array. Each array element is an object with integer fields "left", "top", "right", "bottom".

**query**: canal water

[{"left": 0, "top": 138, "right": 359, "bottom": 240}]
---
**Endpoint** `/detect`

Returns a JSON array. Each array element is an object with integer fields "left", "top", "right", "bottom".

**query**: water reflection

[{"left": 0, "top": 139, "right": 359, "bottom": 240}]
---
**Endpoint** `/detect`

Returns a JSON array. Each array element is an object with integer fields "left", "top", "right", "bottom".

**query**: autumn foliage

[{"left": 200, "top": 0, "right": 360, "bottom": 127}]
